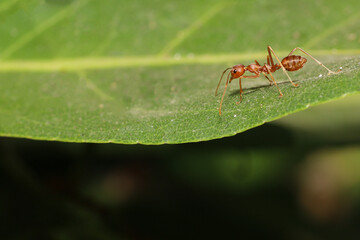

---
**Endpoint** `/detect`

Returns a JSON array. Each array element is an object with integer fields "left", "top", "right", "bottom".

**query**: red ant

[{"left": 215, "top": 46, "right": 342, "bottom": 115}]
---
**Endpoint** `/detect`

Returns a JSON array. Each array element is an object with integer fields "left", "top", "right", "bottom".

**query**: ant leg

[
  {"left": 267, "top": 46, "right": 299, "bottom": 87},
  {"left": 261, "top": 72, "right": 273, "bottom": 86},
  {"left": 237, "top": 77, "right": 243, "bottom": 104},
  {"left": 267, "top": 48, "right": 275, "bottom": 67},
  {"left": 236, "top": 73, "right": 260, "bottom": 104},
  {"left": 287, "top": 47, "right": 341, "bottom": 75},
  {"left": 218, "top": 72, "right": 232, "bottom": 115},
  {"left": 287, "top": 47, "right": 299, "bottom": 56},
  {"left": 267, "top": 55, "right": 271, "bottom": 66},
  {"left": 265, "top": 65, "right": 283, "bottom": 97}
]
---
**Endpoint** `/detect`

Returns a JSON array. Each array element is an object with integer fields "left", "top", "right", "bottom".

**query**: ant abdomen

[{"left": 281, "top": 55, "right": 307, "bottom": 72}]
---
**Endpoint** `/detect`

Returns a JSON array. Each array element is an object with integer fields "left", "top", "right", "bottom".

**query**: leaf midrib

[{"left": 0, "top": 49, "right": 359, "bottom": 72}]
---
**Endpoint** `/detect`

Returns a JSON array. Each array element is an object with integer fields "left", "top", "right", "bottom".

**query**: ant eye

[{"left": 233, "top": 69, "right": 237, "bottom": 73}]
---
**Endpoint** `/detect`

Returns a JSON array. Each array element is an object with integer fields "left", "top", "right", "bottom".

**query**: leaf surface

[{"left": 0, "top": 0, "right": 360, "bottom": 144}]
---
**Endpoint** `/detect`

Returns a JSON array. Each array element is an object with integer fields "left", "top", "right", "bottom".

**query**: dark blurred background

[{"left": 1, "top": 95, "right": 360, "bottom": 240}]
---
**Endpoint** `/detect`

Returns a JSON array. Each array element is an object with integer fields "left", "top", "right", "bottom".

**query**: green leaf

[{"left": 0, "top": 0, "right": 360, "bottom": 144}]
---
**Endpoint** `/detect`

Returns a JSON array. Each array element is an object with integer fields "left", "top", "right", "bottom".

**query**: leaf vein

[
  {"left": 0, "top": 0, "right": 19, "bottom": 14},
  {"left": 304, "top": 9, "right": 360, "bottom": 49},
  {"left": 77, "top": 71, "right": 114, "bottom": 101},
  {"left": 158, "top": 1, "right": 231, "bottom": 57},
  {"left": 0, "top": 0, "right": 90, "bottom": 60}
]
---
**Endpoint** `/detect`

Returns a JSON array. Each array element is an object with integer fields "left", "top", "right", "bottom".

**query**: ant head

[{"left": 230, "top": 64, "right": 245, "bottom": 79}]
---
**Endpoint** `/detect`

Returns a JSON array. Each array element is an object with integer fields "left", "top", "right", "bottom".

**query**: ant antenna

[
  {"left": 215, "top": 67, "right": 231, "bottom": 96},
  {"left": 219, "top": 71, "right": 232, "bottom": 115}
]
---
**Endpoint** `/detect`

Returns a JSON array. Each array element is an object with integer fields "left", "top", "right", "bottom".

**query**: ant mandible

[{"left": 215, "top": 45, "right": 342, "bottom": 115}]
